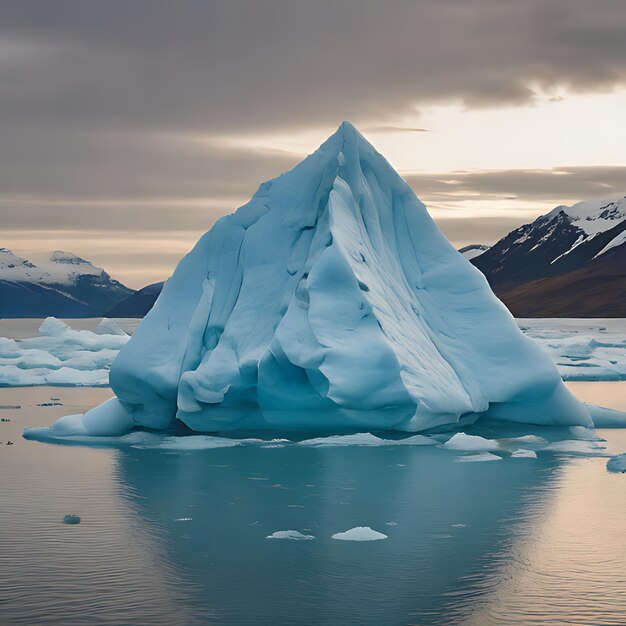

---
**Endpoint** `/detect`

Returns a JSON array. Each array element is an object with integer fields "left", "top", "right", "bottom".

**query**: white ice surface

[
  {"left": 518, "top": 318, "right": 626, "bottom": 381},
  {"left": 331, "top": 527, "right": 388, "bottom": 541},
  {"left": 266, "top": 531, "right": 315, "bottom": 540},
  {"left": 443, "top": 433, "right": 500, "bottom": 451},
  {"left": 298, "top": 433, "right": 436, "bottom": 447},
  {"left": 506, "top": 435, "right": 547, "bottom": 445},
  {"left": 0, "top": 318, "right": 129, "bottom": 387},
  {"left": 546, "top": 196, "right": 625, "bottom": 236},
  {"left": 511, "top": 449, "right": 538, "bottom": 458}
]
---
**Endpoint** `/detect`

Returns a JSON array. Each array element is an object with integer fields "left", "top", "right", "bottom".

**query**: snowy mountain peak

[
  {"left": 1, "top": 248, "right": 95, "bottom": 284},
  {"left": 49, "top": 250, "right": 91, "bottom": 265},
  {"left": 472, "top": 193, "right": 626, "bottom": 314},
  {"left": 550, "top": 195, "right": 626, "bottom": 236},
  {"left": 0, "top": 247, "right": 37, "bottom": 271},
  {"left": 45, "top": 251, "right": 104, "bottom": 282},
  {"left": 0, "top": 247, "right": 134, "bottom": 317}
]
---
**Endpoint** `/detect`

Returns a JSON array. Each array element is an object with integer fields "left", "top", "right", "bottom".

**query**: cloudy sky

[{"left": 2, "top": 0, "right": 625, "bottom": 287}]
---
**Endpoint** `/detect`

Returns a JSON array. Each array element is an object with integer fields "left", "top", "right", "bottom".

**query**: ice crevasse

[{"left": 26, "top": 122, "right": 616, "bottom": 441}]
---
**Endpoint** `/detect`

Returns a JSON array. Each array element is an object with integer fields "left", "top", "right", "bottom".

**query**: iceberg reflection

[{"left": 113, "top": 435, "right": 565, "bottom": 625}]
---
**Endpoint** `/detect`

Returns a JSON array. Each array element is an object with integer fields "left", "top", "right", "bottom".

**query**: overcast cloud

[{"left": 1, "top": 0, "right": 625, "bottom": 285}]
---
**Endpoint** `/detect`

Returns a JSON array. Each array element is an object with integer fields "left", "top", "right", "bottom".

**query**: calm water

[{"left": 0, "top": 382, "right": 625, "bottom": 625}]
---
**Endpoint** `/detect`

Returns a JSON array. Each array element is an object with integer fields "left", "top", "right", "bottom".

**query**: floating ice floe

[
  {"left": 266, "top": 531, "right": 315, "bottom": 540},
  {"left": 298, "top": 433, "right": 436, "bottom": 447},
  {"left": 331, "top": 527, "right": 388, "bottom": 541},
  {"left": 0, "top": 318, "right": 129, "bottom": 387},
  {"left": 21, "top": 424, "right": 626, "bottom": 471},
  {"left": 506, "top": 435, "right": 547, "bottom": 445},
  {"left": 443, "top": 433, "right": 500, "bottom": 451},
  {"left": 511, "top": 449, "right": 538, "bottom": 458},
  {"left": 518, "top": 318, "right": 626, "bottom": 381},
  {"left": 606, "top": 454, "right": 626, "bottom": 473},
  {"left": 456, "top": 452, "right": 502, "bottom": 462}
]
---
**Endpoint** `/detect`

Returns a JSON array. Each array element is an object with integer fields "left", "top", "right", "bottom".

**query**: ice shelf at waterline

[{"left": 25, "top": 122, "right": 620, "bottom": 442}]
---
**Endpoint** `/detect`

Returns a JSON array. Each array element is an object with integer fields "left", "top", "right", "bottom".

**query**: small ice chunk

[
  {"left": 299, "top": 433, "right": 384, "bottom": 447},
  {"left": 390, "top": 434, "right": 437, "bottom": 446},
  {"left": 456, "top": 452, "right": 502, "bottom": 462},
  {"left": 266, "top": 530, "right": 315, "bottom": 540},
  {"left": 511, "top": 449, "right": 538, "bottom": 458},
  {"left": 63, "top": 514, "right": 81, "bottom": 525},
  {"left": 331, "top": 526, "right": 388, "bottom": 541},
  {"left": 444, "top": 433, "right": 500, "bottom": 451},
  {"left": 508, "top": 435, "right": 547, "bottom": 445},
  {"left": 606, "top": 454, "right": 626, "bottom": 473}
]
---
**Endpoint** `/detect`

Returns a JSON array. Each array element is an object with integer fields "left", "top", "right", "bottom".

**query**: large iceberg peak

[{"left": 25, "top": 122, "right": 595, "bottom": 440}]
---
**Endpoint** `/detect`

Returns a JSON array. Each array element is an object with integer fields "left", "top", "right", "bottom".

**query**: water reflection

[
  {"left": 114, "top": 440, "right": 565, "bottom": 625},
  {"left": 465, "top": 456, "right": 626, "bottom": 625},
  {"left": 4, "top": 382, "right": 626, "bottom": 625}
]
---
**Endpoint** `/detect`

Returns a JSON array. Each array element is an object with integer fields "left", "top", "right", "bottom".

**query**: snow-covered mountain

[
  {"left": 474, "top": 196, "right": 626, "bottom": 283},
  {"left": 473, "top": 196, "right": 626, "bottom": 316},
  {"left": 1, "top": 249, "right": 103, "bottom": 285},
  {"left": 0, "top": 248, "right": 134, "bottom": 317},
  {"left": 459, "top": 244, "right": 490, "bottom": 260}
]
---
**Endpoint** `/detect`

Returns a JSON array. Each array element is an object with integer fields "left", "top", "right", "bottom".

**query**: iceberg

[
  {"left": 0, "top": 318, "right": 128, "bottom": 387},
  {"left": 25, "top": 122, "right": 606, "bottom": 441}
]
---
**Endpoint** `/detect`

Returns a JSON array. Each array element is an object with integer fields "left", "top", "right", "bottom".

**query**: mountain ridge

[
  {"left": 472, "top": 195, "right": 626, "bottom": 317},
  {"left": 0, "top": 248, "right": 134, "bottom": 317}
]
